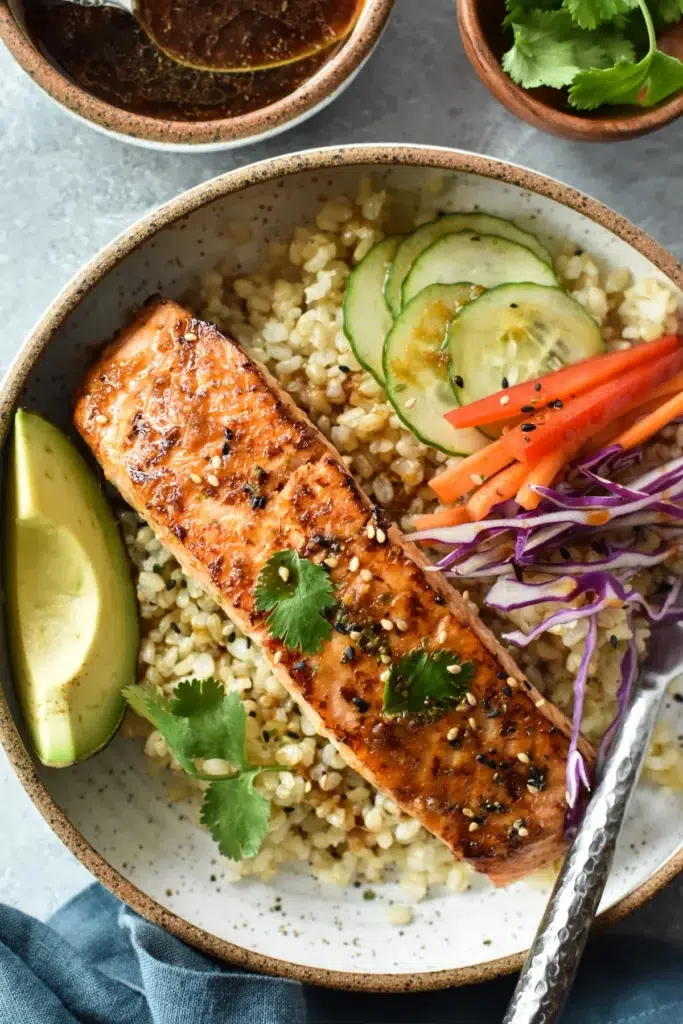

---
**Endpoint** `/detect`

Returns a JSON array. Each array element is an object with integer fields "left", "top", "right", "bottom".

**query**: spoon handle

[{"left": 502, "top": 671, "right": 663, "bottom": 1024}]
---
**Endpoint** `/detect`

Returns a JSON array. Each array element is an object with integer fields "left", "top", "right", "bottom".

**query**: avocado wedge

[{"left": 4, "top": 410, "right": 139, "bottom": 767}]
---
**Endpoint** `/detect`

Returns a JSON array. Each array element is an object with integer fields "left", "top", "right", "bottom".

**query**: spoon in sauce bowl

[{"left": 32, "top": 0, "right": 365, "bottom": 72}]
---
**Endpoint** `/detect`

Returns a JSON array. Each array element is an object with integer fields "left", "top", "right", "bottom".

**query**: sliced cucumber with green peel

[
  {"left": 383, "top": 283, "right": 488, "bottom": 455},
  {"left": 402, "top": 231, "right": 558, "bottom": 307},
  {"left": 385, "top": 213, "right": 553, "bottom": 315},
  {"left": 448, "top": 283, "right": 605, "bottom": 409},
  {"left": 343, "top": 235, "right": 402, "bottom": 384}
]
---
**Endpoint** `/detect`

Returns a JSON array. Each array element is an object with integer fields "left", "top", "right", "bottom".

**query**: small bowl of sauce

[{"left": 0, "top": 0, "right": 394, "bottom": 149}]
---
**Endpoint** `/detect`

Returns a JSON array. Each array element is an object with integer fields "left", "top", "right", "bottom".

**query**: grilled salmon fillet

[{"left": 75, "top": 297, "right": 594, "bottom": 886}]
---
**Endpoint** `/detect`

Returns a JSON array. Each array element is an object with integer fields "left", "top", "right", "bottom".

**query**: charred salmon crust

[{"left": 74, "top": 297, "right": 594, "bottom": 886}]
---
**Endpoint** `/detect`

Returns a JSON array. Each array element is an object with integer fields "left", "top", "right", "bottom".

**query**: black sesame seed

[
  {"left": 339, "top": 365, "right": 350, "bottom": 373},
  {"left": 170, "top": 622, "right": 181, "bottom": 633},
  {"left": 454, "top": 375, "right": 464, "bottom": 389},
  {"left": 497, "top": 671, "right": 507, "bottom": 680},
  {"left": 520, "top": 423, "right": 536, "bottom": 432},
  {"left": 657, "top": 581, "right": 674, "bottom": 594},
  {"left": 251, "top": 495, "right": 267, "bottom": 510},
  {"left": 501, "top": 377, "right": 509, "bottom": 389},
  {"left": 245, "top": 638, "right": 252, "bottom": 648},
  {"left": 228, "top": 632, "right": 236, "bottom": 643},
  {"left": 610, "top": 634, "right": 618, "bottom": 648},
  {"left": 435, "top": 594, "right": 446, "bottom": 605},
  {"left": 341, "top": 646, "right": 356, "bottom": 664},
  {"left": 224, "top": 427, "right": 234, "bottom": 440},
  {"left": 674, "top": 693, "right": 683, "bottom": 704},
  {"left": 294, "top": 660, "right": 306, "bottom": 672},
  {"left": 487, "top": 709, "right": 500, "bottom": 719},
  {"left": 560, "top": 547, "right": 571, "bottom": 560},
  {"left": 248, "top": 711, "right": 257, "bottom": 718},
  {"left": 534, "top": 382, "right": 542, "bottom": 391},
  {"left": 262, "top": 730, "right": 270, "bottom": 742},
  {"left": 521, "top": 405, "right": 534, "bottom": 413},
  {"left": 222, "top": 441, "right": 231, "bottom": 456},
  {"left": 313, "top": 534, "right": 331, "bottom": 548},
  {"left": 551, "top": 399, "right": 564, "bottom": 409},
  {"left": 165, "top": 579, "right": 176, "bottom": 590},
  {"left": 502, "top": 684, "right": 512, "bottom": 697},
  {"left": 510, "top": 303, "right": 518, "bottom": 309},
  {"left": 352, "top": 696, "right": 370, "bottom": 713}
]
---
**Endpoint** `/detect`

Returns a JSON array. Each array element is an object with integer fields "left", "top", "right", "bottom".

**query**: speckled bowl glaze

[
  {"left": 1, "top": 146, "right": 683, "bottom": 991},
  {"left": 0, "top": 0, "right": 393, "bottom": 151}
]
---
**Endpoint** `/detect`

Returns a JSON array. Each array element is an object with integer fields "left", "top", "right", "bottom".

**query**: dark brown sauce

[
  {"left": 137, "top": 0, "right": 363, "bottom": 71},
  {"left": 23, "top": 0, "right": 340, "bottom": 121}
]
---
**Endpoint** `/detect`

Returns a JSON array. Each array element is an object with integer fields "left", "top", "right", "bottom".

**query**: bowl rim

[
  {"left": 1, "top": 143, "right": 683, "bottom": 992},
  {"left": 457, "top": 0, "right": 683, "bottom": 141},
  {"left": 0, "top": 0, "right": 393, "bottom": 148}
]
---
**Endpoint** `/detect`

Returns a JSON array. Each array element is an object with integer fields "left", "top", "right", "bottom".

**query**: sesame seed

[
  {"left": 349, "top": 556, "right": 360, "bottom": 573},
  {"left": 468, "top": 717, "right": 477, "bottom": 730},
  {"left": 278, "top": 566, "right": 290, "bottom": 582},
  {"left": 360, "top": 569, "right": 373, "bottom": 582},
  {"left": 499, "top": 395, "right": 510, "bottom": 406},
  {"left": 518, "top": 826, "right": 529, "bottom": 837},
  {"left": 456, "top": 702, "right": 468, "bottom": 712},
  {"left": 462, "top": 590, "right": 469, "bottom": 601},
  {"left": 273, "top": 651, "right": 282, "bottom": 664},
  {"left": 94, "top": 414, "right": 108, "bottom": 424},
  {"left": 517, "top": 752, "right": 530, "bottom": 764},
  {"left": 190, "top": 473, "right": 202, "bottom": 484},
  {"left": 380, "top": 669, "right": 391, "bottom": 682},
  {"left": 535, "top": 698, "right": 546, "bottom": 708},
  {"left": 471, "top": 473, "right": 485, "bottom": 486},
  {"left": 380, "top": 654, "right": 392, "bottom": 665},
  {"left": 447, "top": 664, "right": 462, "bottom": 675},
  {"left": 447, "top": 727, "right": 459, "bottom": 741},
  {"left": 376, "top": 528, "right": 387, "bottom": 544},
  {"left": 323, "top": 557, "right": 338, "bottom": 568},
  {"left": 520, "top": 423, "right": 536, "bottom": 433},
  {"left": 349, "top": 631, "right": 361, "bottom": 641},
  {"left": 468, "top": 822, "right": 480, "bottom": 832},
  {"left": 454, "top": 375, "right": 464, "bottom": 388},
  {"left": 184, "top": 332, "right": 197, "bottom": 341},
  {"left": 211, "top": 456, "right": 221, "bottom": 469},
  {"left": 466, "top": 692, "right": 477, "bottom": 707},
  {"left": 380, "top": 618, "right": 393, "bottom": 631},
  {"left": 207, "top": 474, "right": 220, "bottom": 487},
  {"left": 393, "top": 619, "right": 407, "bottom": 632},
  {"left": 366, "top": 524, "right": 376, "bottom": 539},
  {"left": 405, "top": 397, "right": 417, "bottom": 409},
  {"left": 527, "top": 784, "right": 540, "bottom": 795},
  {"left": 506, "top": 676, "right": 517, "bottom": 688},
  {"left": 462, "top": 807, "right": 474, "bottom": 818}
]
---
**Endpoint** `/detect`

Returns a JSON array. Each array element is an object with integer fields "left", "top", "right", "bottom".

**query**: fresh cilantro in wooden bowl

[{"left": 458, "top": 0, "right": 683, "bottom": 139}]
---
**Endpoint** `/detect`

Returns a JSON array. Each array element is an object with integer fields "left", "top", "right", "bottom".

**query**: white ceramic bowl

[{"left": 2, "top": 145, "right": 683, "bottom": 991}]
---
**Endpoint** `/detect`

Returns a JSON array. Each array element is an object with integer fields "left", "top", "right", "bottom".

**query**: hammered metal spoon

[{"left": 503, "top": 619, "right": 683, "bottom": 1024}]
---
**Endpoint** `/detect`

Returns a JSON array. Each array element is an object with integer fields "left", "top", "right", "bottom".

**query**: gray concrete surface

[{"left": 1, "top": 0, "right": 683, "bottom": 940}]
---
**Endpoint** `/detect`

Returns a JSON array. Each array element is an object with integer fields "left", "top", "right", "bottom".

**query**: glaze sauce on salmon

[{"left": 74, "top": 298, "right": 593, "bottom": 885}]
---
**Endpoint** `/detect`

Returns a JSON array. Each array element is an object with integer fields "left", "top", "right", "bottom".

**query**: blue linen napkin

[{"left": 0, "top": 883, "right": 682, "bottom": 1024}]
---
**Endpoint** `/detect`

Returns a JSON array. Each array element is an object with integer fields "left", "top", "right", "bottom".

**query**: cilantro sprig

[
  {"left": 254, "top": 550, "right": 336, "bottom": 654},
  {"left": 124, "top": 679, "right": 284, "bottom": 860},
  {"left": 383, "top": 649, "right": 475, "bottom": 718},
  {"left": 502, "top": 0, "right": 683, "bottom": 110}
]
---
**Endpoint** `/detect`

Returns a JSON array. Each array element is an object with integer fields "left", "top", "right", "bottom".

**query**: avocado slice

[{"left": 4, "top": 410, "right": 139, "bottom": 767}]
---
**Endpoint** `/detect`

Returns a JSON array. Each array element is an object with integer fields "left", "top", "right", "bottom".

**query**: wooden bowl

[{"left": 458, "top": 0, "right": 683, "bottom": 142}]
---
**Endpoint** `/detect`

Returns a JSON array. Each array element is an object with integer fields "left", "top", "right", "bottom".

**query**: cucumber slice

[
  {"left": 383, "top": 283, "right": 488, "bottom": 455},
  {"left": 402, "top": 231, "right": 558, "bottom": 307},
  {"left": 343, "top": 235, "right": 402, "bottom": 384},
  {"left": 385, "top": 213, "right": 553, "bottom": 316},
  {"left": 448, "top": 283, "right": 605, "bottom": 408}
]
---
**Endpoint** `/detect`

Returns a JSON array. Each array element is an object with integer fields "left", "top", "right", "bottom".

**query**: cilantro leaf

[
  {"left": 563, "top": 0, "right": 637, "bottom": 30},
  {"left": 383, "top": 649, "right": 475, "bottom": 718},
  {"left": 124, "top": 679, "right": 284, "bottom": 861},
  {"left": 200, "top": 771, "right": 271, "bottom": 860},
  {"left": 254, "top": 550, "right": 336, "bottom": 654},
  {"left": 502, "top": 10, "right": 634, "bottom": 90},
  {"left": 650, "top": 0, "right": 683, "bottom": 24}
]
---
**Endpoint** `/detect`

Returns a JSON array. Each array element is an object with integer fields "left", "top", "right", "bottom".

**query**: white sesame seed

[
  {"left": 405, "top": 397, "right": 417, "bottom": 409},
  {"left": 304, "top": 780, "right": 312, "bottom": 793},
  {"left": 468, "top": 717, "right": 477, "bottom": 731},
  {"left": 468, "top": 822, "right": 480, "bottom": 833},
  {"left": 278, "top": 566, "right": 290, "bottom": 582},
  {"left": 211, "top": 455, "right": 221, "bottom": 469},
  {"left": 323, "top": 556, "right": 338, "bottom": 568},
  {"left": 360, "top": 569, "right": 373, "bottom": 582},
  {"left": 349, "top": 631, "right": 361, "bottom": 641},
  {"left": 376, "top": 528, "right": 387, "bottom": 544},
  {"left": 184, "top": 332, "right": 197, "bottom": 341},
  {"left": 190, "top": 473, "right": 202, "bottom": 484},
  {"left": 380, "top": 669, "right": 391, "bottom": 682},
  {"left": 380, "top": 619, "right": 393, "bottom": 631},
  {"left": 517, "top": 752, "right": 530, "bottom": 764},
  {"left": 380, "top": 654, "right": 392, "bottom": 665},
  {"left": 461, "top": 590, "right": 469, "bottom": 601},
  {"left": 349, "top": 556, "right": 360, "bottom": 573},
  {"left": 462, "top": 806, "right": 474, "bottom": 818},
  {"left": 366, "top": 524, "right": 376, "bottom": 539},
  {"left": 447, "top": 727, "right": 459, "bottom": 741},
  {"left": 466, "top": 692, "right": 477, "bottom": 707},
  {"left": 395, "top": 618, "right": 408, "bottom": 632},
  {"left": 507, "top": 676, "right": 518, "bottom": 688},
  {"left": 456, "top": 702, "right": 468, "bottom": 712},
  {"left": 94, "top": 414, "right": 108, "bottom": 425},
  {"left": 499, "top": 394, "right": 510, "bottom": 406},
  {"left": 518, "top": 826, "right": 529, "bottom": 837},
  {"left": 207, "top": 474, "right": 220, "bottom": 487},
  {"left": 447, "top": 664, "right": 462, "bottom": 675},
  {"left": 470, "top": 474, "right": 485, "bottom": 486},
  {"left": 273, "top": 651, "right": 282, "bottom": 664},
  {"left": 535, "top": 698, "right": 546, "bottom": 708},
  {"left": 527, "top": 784, "right": 540, "bottom": 795}
]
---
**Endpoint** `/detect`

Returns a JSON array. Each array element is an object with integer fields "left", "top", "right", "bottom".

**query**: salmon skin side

[{"left": 74, "top": 297, "right": 594, "bottom": 886}]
